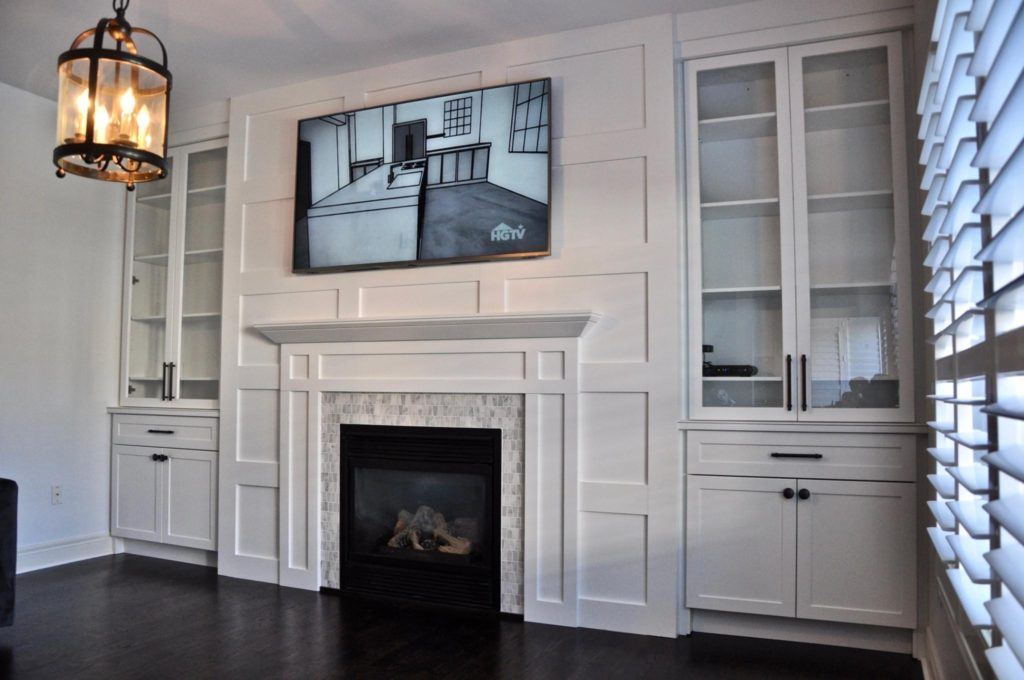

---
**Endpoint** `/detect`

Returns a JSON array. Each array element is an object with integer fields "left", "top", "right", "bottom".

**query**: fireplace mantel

[{"left": 254, "top": 310, "right": 601, "bottom": 345}]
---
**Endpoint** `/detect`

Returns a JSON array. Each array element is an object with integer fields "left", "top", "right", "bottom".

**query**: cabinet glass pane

[
  {"left": 128, "top": 158, "right": 172, "bottom": 399},
  {"left": 179, "top": 148, "right": 225, "bottom": 401},
  {"left": 801, "top": 47, "right": 899, "bottom": 409},
  {"left": 697, "top": 62, "right": 784, "bottom": 408}
]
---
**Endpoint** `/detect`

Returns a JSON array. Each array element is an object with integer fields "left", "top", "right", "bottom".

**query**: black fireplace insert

[{"left": 339, "top": 424, "right": 501, "bottom": 610}]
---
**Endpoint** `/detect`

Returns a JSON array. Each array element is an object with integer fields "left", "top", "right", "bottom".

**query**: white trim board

[
  {"left": 691, "top": 609, "right": 914, "bottom": 654},
  {"left": 16, "top": 533, "right": 114, "bottom": 574},
  {"left": 118, "top": 538, "right": 218, "bottom": 568},
  {"left": 675, "top": 6, "right": 914, "bottom": 59},
  {"left": 254, "top": 311, "right": 601, "bottom": 344}
]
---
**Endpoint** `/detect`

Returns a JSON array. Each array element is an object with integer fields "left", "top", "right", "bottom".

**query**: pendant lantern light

[{"left": 53, "top": 0, "right": 171, "bottom": 191}]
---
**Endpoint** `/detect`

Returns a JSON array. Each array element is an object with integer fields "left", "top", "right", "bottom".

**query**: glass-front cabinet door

[
  {"left": 175, "top": 145, "right": 226, "bottom": 404},
  {"left": 126, "top": 159, "right": 174, "bottom": 401},
  {"left": 788, "top": 33, "right": 913, "bottom": 422},
  {"left": 685, "top": 48, "right": 798, "bottom": 420},
  {"left": 121, "top": 139, "right": 226, "bottom": 408}
]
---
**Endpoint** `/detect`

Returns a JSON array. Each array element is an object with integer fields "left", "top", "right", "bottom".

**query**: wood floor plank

[{"left": 0, "top": 555, "right": 923, "bottom": 679}]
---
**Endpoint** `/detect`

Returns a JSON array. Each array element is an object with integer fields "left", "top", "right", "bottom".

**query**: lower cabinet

[
  {"left": 112, "top": 444, "right": 217, "bottom": 551},
  {"left": 686, "top": 471, "right": 917, "bottom": 629}
]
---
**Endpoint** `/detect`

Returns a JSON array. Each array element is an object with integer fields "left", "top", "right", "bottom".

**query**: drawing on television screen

[{"left": 293, "top": 79, "right": 551, "bottom": 272}]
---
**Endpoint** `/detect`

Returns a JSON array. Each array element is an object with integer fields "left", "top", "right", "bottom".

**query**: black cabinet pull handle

[
  {"left": 800, "top": 354, "right": 808, "bottom": 412},
  {"left": 147, "top": 429, "right": 175, "bottom": 435},
  {"left": 151, "top": 453, "right": 160, "bottom": 461},
  {"left": 168, "top": 362, "right": 176, "bottom": 401},
  {"left": 782, "top": 488, "right": 795, "bottom": 499},
  {"left": 785, "top": 354, "right": 793, "bottom": 411},
  {"left": 770, "top": 452, "right": 823, "bottom": 459},
  {"left": 161, "top": 362, "right": 169, "bottom": 401},
  {"left": 798, "top": 488, "right": 811, "bottom": 500}
]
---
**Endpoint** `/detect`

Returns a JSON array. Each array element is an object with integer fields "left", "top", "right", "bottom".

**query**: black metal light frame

[{"left": 53, "top": 0, "right": 171, "bottom": 190}]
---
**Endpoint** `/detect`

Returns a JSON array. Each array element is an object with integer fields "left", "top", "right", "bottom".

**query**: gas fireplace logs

[{"left": 387, "top": 505, "right": 473, "bottom": 555}]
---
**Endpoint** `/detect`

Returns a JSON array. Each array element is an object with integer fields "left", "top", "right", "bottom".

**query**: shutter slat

[{"left": 949, "top": 500, "right": 995, "bottom": 538}]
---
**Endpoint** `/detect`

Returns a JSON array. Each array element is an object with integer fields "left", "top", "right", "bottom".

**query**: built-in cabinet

[
  {"left": 110, "top": 412, "right": 218, "bottom": 551},
  {"left": 684, "top": 32, "right": 913, "bottom": 423},
  {"left": 121, "top": 139, "right": 227, "bottom": 409},
  {"left": 112, "top": 138, "right": 225, "bottom": 554},
  {"left": 682, "top": 30, "right": 920, "bottom": 638},
  {"left": 685, "top": 430, "right": 918, "bottom": 629}
]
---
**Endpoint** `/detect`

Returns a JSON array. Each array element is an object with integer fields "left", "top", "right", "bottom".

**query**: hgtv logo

[{"left": 491, "top": 223, "right": 526, "bottom": 242}]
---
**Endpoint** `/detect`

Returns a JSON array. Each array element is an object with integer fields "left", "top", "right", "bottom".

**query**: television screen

[{"left": 293, "top": 78, "right": 551, "bottom": 273}]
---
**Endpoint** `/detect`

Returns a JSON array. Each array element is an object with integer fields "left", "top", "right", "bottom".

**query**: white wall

[
  {"left": 0, "top": 82, "right": 123, "bottom": 566},
  {"left": 218, "top": 15, "right": 680, "bottom": 637}
]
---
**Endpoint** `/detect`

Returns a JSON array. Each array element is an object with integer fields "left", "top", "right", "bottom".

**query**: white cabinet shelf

[
  {"left": 807, "top": 189, "right": 894, "bottom": 213},
  {"left": 121, "top": 139, "right": 227, "bottom": 408},
  {"left": 702, "top": 285, "right": 782, "bottom": 295},
  {"left": 804, "top": 99, "right": 889, "bottom": 132},
  {"left": 700, "top": 198, "right": 780, "bottom": 220},
  {"left": 685, "top": 33, "right": 914, "bottom": 422},
  {"left": 698, "top": 111, "right": 777, "bottom": 141}
]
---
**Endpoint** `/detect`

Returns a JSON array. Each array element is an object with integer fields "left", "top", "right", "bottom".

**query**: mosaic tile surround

[{"left": 321, "top": 392, "right": 525, "bottom": 613}]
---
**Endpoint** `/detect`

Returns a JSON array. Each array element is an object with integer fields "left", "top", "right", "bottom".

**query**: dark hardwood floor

[{"left": 0, "top": 555, "right": 923, "bottom": 679}]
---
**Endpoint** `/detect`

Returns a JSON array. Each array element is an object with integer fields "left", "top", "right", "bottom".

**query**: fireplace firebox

[{"left": 339, "top": 424, "right": 501, "bottom": 610}]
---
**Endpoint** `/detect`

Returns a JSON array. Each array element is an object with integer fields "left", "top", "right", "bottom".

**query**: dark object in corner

[
  {"left": 701, "top": 344, "right": 759, "bottom": 377},
  {"left": 0, "top": 479, "right": 16, "bottom": 626}
]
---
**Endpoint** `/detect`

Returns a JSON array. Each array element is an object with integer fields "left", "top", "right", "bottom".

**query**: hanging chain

[{"left": 112, "top": 0, "right": 130, "bottom": 14}]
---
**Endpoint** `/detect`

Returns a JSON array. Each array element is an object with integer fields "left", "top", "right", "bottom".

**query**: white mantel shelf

[{"left": 254, "top": 310, "right": 601, "bottom": 345}]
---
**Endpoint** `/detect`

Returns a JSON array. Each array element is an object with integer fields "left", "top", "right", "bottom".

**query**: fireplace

[{"left": 339, "top": 423, "right": 501, "bottom": 610}]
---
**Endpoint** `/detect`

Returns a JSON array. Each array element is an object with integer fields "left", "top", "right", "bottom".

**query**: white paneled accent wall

[{"left": 219, "top": 15, "right": 680, "bottom": 636}]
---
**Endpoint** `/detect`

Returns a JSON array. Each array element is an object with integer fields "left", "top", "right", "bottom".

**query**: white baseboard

[
  {"left": 118, "top": 538, "right": 217, "bottom": 568},
  {"left": 919, "top": 625, "right": 941, "bottom": 680},
  {"left": 16, "top": 532, "right": 114, "bottom": 574},
  {"left": 692, "top": 609, "right": 914, "bottom": 654}
]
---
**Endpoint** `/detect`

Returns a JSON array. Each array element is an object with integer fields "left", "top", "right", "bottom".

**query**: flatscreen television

[{"left": 293, "top": 78, "right": 551, "bottom": 273}]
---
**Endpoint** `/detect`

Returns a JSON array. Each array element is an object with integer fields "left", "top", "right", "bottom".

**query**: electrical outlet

[{"left": 51, "top": 485, "right": 62, "bottom": 506}]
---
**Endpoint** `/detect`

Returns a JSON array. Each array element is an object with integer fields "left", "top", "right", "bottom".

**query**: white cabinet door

[
  {"left": 163, "top": 449, "right": 217, "bottom": 550},
  {"left": 788, "top": 32, "right": 914, "bottom": 422},
  {"left": 795, "top": 479, "right": 916, "bottom": 628},
  {"left": 686, "top": 475, "right": 797, "bottom": 616},
  {"left": 111, "top": 445, "right": 162, "bottom": 542},
  {"left": 684, "top": 48, "right": 799, "bottom": 421}
]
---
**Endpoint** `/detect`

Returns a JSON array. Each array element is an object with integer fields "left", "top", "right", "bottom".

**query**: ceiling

[{"left": 0, "top": 0, "right": 749, "bottom": 114}]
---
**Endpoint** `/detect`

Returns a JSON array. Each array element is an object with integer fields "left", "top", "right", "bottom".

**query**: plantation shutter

[{"left": 918, "top": 0, "right": 1024, "bottom": 676}]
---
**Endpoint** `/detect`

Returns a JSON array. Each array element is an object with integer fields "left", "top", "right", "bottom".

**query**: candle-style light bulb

[
  {"left": 119, "top": 87, "right": 136, "bottom": 117},
  {"left": 74, "top": 89, "right": 90, "bottom": 138},
  {"left": 94, "top": 104, "right": 110, "bottom": 143}
]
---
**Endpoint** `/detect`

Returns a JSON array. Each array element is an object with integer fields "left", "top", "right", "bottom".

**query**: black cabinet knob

[
  {"left": 151, "top": 453, "right": 160, "bottom": 461},
  {"left": 782, "top": 488, "right": 795, "bottom": 499},
  {"left": 798, "top": 488, "right": 810, "bottom": 500}
]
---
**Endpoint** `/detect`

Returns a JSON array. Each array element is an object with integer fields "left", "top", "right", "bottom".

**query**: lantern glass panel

[
  {"left": 56, "top": 58, "right": 91, "bottom": 147},
  {"left": 95, "top": 58, "right": 167, "bottom": 157}
]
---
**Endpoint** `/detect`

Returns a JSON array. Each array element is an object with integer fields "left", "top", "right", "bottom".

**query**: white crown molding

[{"left": 254, "top": 310, "right": 602, "bottom": 345}]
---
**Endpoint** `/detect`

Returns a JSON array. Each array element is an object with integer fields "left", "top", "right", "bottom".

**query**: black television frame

[{"left": 292, "top": 78, "right": 552, "bottom": 274}]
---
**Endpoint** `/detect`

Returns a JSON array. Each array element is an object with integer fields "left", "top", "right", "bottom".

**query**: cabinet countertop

[
  {"left": 678, "top": 420, "right": 928, "bottom": 435},
  {"left": 108, "top": 406, "right": 220, "bottom": 418}
]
